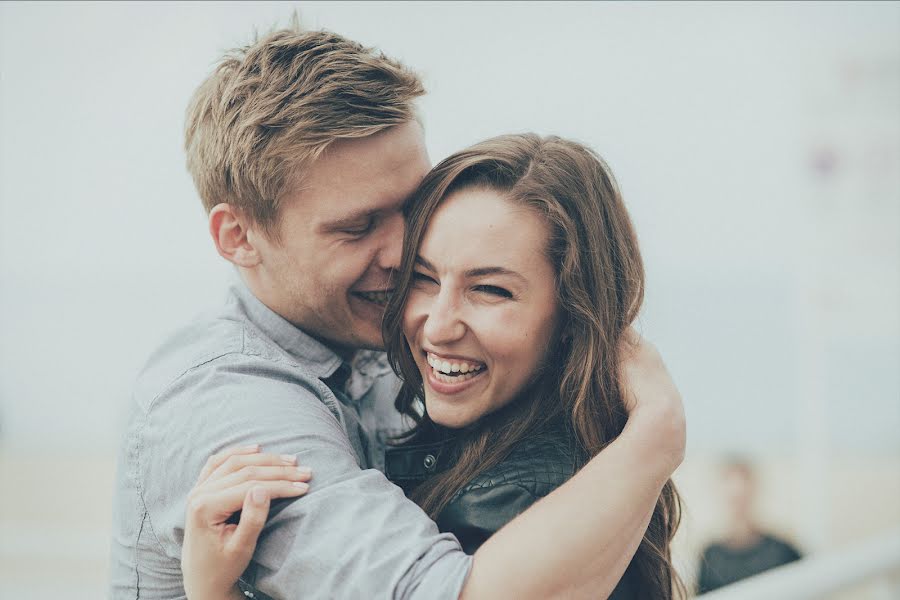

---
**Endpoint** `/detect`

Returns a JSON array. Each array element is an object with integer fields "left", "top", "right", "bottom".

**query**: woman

[{"left": 184, "top": 134, "right": 683, "bottom": 599}]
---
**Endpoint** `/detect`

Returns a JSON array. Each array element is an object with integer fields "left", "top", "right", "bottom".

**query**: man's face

[
  {"left": 249, "top": 121, "right": 430, "bottom": 355},
  {"left": 721, "top": 465, "right": 755, "bottom": 523}
]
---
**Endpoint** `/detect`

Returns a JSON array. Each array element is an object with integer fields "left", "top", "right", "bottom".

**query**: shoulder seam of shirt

[
  {"left": 239, "top": 318, "right": 333, "bottom": 373},
  {"left": 134, "top": 348, "right": 248, "bottom": 555}
]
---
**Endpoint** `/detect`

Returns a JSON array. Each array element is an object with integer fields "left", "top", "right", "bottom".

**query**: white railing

[{"left": 698, "top": 529, "right": 900, "bottom": 600}]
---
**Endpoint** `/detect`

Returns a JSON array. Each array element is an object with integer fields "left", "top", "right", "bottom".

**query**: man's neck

[
  {"left": 330, "top": 344, "right": 358, "bottom": 364},
  {"left": 240, "top": 275, "right": 360, "bottom": 363}
]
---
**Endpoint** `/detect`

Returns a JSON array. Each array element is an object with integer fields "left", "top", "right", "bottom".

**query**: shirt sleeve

[
  {"left": 436, "top": 483, "right": 539, "bottom": 554},
  {"left": 140, "top": 354, "right": 472, "bottom": 600}
]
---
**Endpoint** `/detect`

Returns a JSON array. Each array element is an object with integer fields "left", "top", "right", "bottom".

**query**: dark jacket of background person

[
  {"left": 697, "top": 534, "right": 802, "bottom": 593},
  {"left": 386, "top": 425, "right": 640, "bottom": 600}
]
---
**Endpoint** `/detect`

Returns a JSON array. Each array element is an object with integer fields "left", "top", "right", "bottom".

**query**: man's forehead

[
  {"left": 286, "top": 121, "right": 429, "bottom": 220},
  {"left": 316, "top": 121, "right": 428, "bottom": 174}
]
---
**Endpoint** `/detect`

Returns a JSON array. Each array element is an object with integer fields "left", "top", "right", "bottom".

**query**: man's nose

[
  {"left": 422, "top": 290, "right": 466, "bottom": 345},
  {"left": 376, "top": 212, "right": 406, "bottom": 274}
]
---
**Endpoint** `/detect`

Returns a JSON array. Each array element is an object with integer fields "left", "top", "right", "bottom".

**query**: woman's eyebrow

[
  {"left": 415, "top": 256, "right": 526, "bottom": 283},
  {"left": 465, "top": 266, "right": 526, "bottom": 282}
]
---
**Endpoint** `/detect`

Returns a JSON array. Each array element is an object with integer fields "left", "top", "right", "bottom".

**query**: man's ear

[{"left": 209, "top": 203, "right": 262, "bottom": 268}]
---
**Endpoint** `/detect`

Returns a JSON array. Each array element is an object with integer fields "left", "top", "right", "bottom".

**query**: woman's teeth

[
  {"left": 426, "top": 353, "right": 485, "bottom": 379},
  {"left": 433, "top": 370, "right": 481, "bottom": 384}
]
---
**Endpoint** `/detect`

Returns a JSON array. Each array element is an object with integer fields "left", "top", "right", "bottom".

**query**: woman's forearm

[{"left": 462, "top": 404, "right": 683, "bottom": 599}]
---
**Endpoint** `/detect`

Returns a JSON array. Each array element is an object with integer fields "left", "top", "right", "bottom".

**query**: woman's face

[{"left": 402, "top": 186, "right": 560, "bottom": 429}]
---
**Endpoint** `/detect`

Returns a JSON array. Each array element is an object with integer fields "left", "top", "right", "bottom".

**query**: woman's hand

[{"left": 182, "top": 445, "right": 312, "bottom": 600}]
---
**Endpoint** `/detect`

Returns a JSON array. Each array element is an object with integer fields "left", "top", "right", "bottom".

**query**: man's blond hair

[{"left": 185, "top": 26, "right": 425, "bottom": 236}]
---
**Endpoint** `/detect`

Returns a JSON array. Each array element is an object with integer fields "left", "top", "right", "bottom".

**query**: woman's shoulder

[
  {"left": 435, "top": 427, "right": 579, "bottom": 554},
  {"left": 459, "top": 426, "right": 578, "bottom": 500}
]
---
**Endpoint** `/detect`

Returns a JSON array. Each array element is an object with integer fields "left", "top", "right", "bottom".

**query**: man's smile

[{"left": 352, "top": 289, "right": 393, "bottom": 306}]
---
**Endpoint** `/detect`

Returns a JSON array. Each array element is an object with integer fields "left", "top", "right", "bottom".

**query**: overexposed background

[{"left": 1, "top": 1, "right": 898, "bottom": 597}]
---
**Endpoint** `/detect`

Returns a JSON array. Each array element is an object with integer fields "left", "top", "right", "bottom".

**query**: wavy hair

[{"left": 383, "top": 133, "right": 683, "bottom": 598}]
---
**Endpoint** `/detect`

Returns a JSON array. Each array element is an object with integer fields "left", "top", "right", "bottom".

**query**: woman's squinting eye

[
  {"left": 412, "top": 271, "right": 438, "bottom": 285},
  {"left": 475, "top": 284, "right": 513, "bottom": 299}
]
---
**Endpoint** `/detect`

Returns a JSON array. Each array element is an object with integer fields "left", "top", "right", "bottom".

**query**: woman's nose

[{"left": 422, "top": 292, "right": 466, "bottom": 345}]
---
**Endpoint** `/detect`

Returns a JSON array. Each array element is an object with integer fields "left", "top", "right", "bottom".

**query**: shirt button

[{"left": 423, "top": 454, "right": 437, "bottom": 471}]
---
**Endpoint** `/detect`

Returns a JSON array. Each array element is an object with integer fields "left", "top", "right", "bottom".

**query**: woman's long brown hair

[{"left": 383, "top": 133, "right": 684, "bottom": 599}]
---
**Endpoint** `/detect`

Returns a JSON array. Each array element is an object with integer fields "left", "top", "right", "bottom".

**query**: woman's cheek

[
  {"left": 470, "top": 306, "right": 525, "bottom": 358},
  {"left": 401, "top": 290, "right": 430, "bottom": 335}
]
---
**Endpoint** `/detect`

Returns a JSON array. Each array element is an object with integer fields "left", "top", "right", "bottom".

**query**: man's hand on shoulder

[{"left": 619, "top": 327, "right": 686, "bottom": 471}]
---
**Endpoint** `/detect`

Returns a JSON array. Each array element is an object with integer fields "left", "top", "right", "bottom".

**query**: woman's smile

[{"left": 424, "top": 351, "right": 488, "bottom": 394}]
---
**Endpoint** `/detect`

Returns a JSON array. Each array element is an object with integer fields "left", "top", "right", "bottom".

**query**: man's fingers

[
  {"left": 188, "top": 480, "right": 311, "bottom": 526},
  {"left": 197, "top": 444, "right": 261, "bottom": 485},
  {"left": 619, "top": 327, "right": 644, "bottom": 412},
  {"left": 203, "top": 464, "right": 312, "bottom": 494},
  {"left": 618, "top": 327, "right": 669, "bottom": 415},
  {"left": 621, "top": 326, "right": 641, "bottom": 350},
  {"left": 227, "top": 487, "right": 271, "bottom": 558}
]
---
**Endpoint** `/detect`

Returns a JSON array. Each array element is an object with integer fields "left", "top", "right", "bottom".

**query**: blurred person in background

[{"left": 697, "top": 458, "right": 802, "bottom": 593}]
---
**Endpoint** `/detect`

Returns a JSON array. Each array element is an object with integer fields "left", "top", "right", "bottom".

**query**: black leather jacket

[{"left": 385, "top": 427, "right": 639, "bottom": 599}]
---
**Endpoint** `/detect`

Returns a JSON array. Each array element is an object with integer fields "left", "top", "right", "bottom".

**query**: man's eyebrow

[
  {"left": 320, "top": 192, "right": 412, "bottom": 230},
  {"left": 415, "top": 255, "right": 436, "bottom": 271},
  {"left": 415, "top": 256, "right": 526, "bottom": 282},
  {"left": 320, "top": 208, "right": 380, "bottom": 230}
]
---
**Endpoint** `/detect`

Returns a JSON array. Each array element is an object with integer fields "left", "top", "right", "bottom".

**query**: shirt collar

[
  {"left": 228, "top": 283, "right": 344, "bottom": 380},
  {"left": 346, "top": 350, "right": 395, "bottom": 401}
]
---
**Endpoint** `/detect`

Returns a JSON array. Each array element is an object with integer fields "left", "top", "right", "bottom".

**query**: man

[
  {"left": 697, "top": 459, "right": 802, "bottom": 593},
  {"left": 110, "top": 26, "right": 685, "bottom": 599}
]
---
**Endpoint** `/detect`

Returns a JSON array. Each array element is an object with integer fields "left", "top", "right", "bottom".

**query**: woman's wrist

[{"left": 624, "top": 399, "right": 686, "bottom": 475}]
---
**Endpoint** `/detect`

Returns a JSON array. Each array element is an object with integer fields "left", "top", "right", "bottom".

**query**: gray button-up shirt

[{"left": 110, "top": 284, "right": 471, "bottom": 599}]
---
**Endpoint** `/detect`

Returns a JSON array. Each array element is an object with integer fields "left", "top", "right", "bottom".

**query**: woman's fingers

[
  {"left": 202, "top": 464, "right": 312, "bottom": 494},
  {"left": 205, "top": 452, "right": 299, "bottom": 485},
  {"left": 188, "top": 480, "right": 310, "bottom": 526},
  {"left": 196, "top": 444, "right": 261, "bottom": 485},
  {"left": 227, "top": 487, "right": 271, "bottom": 559}
]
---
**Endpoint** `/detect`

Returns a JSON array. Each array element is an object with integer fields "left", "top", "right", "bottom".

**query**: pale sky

[{"left": 1, "top": 1, "right": 898, "bottom": 455}]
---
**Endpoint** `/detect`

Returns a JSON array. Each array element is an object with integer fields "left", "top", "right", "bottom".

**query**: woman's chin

[{"left": 425, "top": 401, "right": 480, "bottom": 430}]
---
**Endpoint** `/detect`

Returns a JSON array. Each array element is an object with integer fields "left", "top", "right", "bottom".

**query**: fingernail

[
  {"left": 281, "top": 454, "right": 297, "bottom": 465},
  {"left": 292, "top": 482, "right": 310, "bottom": 491},
  {"left": 251, "top": 486, "right": 268, "bottom": 503},
  {"left": 296, "top": 466, "right": 312, "bottom": 476}
]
